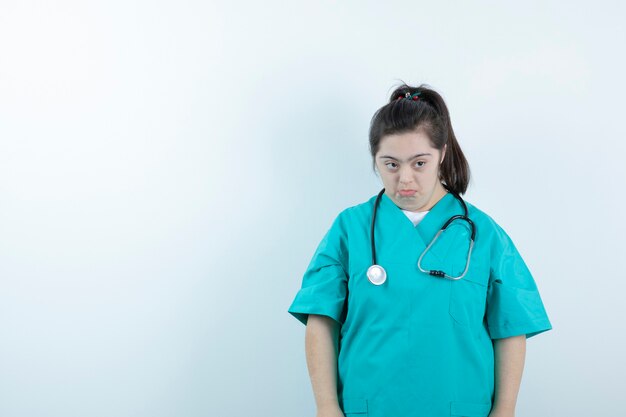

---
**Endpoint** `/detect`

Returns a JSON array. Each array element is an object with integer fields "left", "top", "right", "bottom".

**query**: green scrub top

[{"left": 287, "top": 191, "right": 553, "bottom": 417}]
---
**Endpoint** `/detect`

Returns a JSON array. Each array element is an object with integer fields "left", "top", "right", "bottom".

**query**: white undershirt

[{"left": 401, "top": 209, "right": 429, "bottom": 226}]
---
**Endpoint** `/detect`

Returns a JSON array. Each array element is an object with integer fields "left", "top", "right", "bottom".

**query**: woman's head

[{"left": 369, "top": 83, "right": 471, "bottom": 210}]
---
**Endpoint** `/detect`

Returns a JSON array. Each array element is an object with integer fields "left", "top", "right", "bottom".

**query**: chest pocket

[{"left": 432, "top": 223, "right": 489, "bottom": 329}]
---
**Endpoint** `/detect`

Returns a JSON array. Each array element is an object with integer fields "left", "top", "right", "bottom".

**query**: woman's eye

[
  {"left": 385, "top": 162, "right": 398, "bottom": 169},
  {"left": 415, "top": 161, "right": 425, "bottom": 168}
]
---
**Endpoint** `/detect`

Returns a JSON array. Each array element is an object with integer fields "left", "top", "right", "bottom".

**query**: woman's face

[{"left": 374, "top": 130, "right": 447, "bottom": 212}]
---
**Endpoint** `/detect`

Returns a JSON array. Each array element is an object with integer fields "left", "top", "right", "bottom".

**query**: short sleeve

[
  {"left": 287, "top": 212, "right": 349, "bottom": 326},
  {"left": 485, "top": 222, "right": 553, "bottom": 340}
]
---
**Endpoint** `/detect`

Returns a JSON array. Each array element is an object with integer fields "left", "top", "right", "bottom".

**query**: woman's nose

[{"left": 399, "top": 166, "right": 413, "bottom": 184}]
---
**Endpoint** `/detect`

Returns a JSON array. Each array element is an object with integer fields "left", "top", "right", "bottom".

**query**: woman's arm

[
  {"left": 305, "top": 314, "right": 344, "bottom": 416},
  {"left": 490, "top": 334, "right": 526, "bottom": 417}
]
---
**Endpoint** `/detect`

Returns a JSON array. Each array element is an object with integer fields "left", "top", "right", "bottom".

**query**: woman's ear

[{"left": 440, "top": 144, "right": 447, "bottom": 164}]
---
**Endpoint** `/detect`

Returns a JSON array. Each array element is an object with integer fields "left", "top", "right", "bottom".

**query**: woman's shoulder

[
  {"left": 343, "top": 193, "right": 378, "bottom": 213},
  {"left": 322, "top": 194, "right": 378, "bottom": 233},
  {"left": 464, "top": 200, "right": 497, "bottom": 226},
  {"left": 464, "top": 199, "right": 517, "bottom": 247}
]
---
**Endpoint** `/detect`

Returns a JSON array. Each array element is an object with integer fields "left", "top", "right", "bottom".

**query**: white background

[{"left": 1, "top": 1, "right": 625, "bottom": 416}]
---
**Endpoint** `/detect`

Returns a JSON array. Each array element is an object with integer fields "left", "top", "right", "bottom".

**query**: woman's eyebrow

[{"left": 378, "top": 153, "right": 432, "bottom": 162}]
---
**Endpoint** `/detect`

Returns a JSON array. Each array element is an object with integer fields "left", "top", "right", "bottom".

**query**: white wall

[{"left": 1, "top": 1, "right": 624, "bottom": 416}]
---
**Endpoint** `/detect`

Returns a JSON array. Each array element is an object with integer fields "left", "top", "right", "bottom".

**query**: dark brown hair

[{"left": 369, "top": 82, "right": 471, "bottom": 195}]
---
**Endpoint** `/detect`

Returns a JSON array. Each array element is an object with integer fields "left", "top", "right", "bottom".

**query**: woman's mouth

[{"left": 398, "top": 189, "right": 416, "bottom": 197}]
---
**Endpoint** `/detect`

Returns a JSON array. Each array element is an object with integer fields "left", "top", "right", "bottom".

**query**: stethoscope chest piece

[{"left": 367, "top": 264, "right": 387, "bottom": 285}]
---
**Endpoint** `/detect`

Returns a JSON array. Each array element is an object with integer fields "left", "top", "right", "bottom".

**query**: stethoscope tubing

[{"left": 368, "top": 186, "right": 476, "bottom": 283}]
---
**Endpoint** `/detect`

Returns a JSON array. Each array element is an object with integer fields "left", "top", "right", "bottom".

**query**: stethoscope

[{"left": 366, "top": 186, "right": 476, "bottom": 285}]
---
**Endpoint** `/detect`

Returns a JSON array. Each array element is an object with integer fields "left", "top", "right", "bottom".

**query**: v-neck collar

[{"left": 380, "top": 191, "right": 459, "bottom": 250}]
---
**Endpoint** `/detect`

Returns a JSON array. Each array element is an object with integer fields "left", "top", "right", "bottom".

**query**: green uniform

[{"left": 288, "top": 192, "right": 552, "bottom": 417}]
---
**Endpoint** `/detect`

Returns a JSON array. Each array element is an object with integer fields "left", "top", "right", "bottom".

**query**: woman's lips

[{"left": 398, "top": 190, "right": 416, "bottom": 196}]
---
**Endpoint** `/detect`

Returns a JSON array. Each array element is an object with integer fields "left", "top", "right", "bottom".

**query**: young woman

[{"left": 288, "top": 83, "right": 552, "bottom": 417}]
